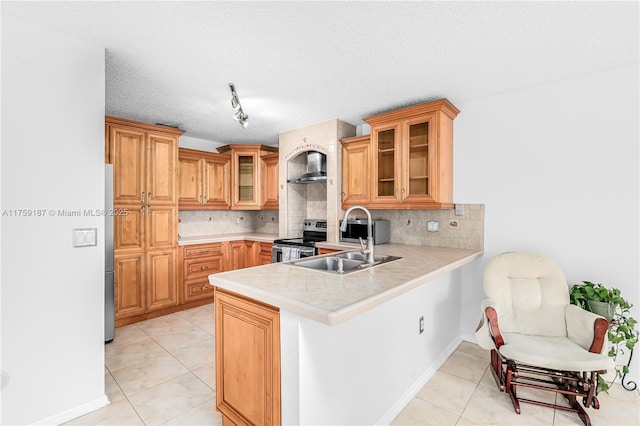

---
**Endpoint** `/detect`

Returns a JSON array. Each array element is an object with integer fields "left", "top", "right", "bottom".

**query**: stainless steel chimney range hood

[{"left": 289, "top": 151, "right": 327, "bottom": 184}]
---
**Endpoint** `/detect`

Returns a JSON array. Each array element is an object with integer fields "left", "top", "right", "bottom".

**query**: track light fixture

[{"left": 228, "top": 83, "right": 248, "bottom": 128}]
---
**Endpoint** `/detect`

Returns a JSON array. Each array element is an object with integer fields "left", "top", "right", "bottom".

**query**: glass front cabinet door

[
  {"left": 371, "top": 124, "right": 400, "bottom": 204},
  {"left": 366, "top": 99, "right": 459, "bottom": 209},
  {"left": 218, "top": 144, "right": 279, "bottom": 210}
]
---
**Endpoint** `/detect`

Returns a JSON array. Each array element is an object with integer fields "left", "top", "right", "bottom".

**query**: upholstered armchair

[{"left": 475, "top": 252, "right": 614, "bottom": 426}]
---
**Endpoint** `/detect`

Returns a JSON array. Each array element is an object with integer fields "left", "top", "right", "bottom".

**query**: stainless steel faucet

[{"left": 340, "top": 205, "right": 375, "bottom": 264}]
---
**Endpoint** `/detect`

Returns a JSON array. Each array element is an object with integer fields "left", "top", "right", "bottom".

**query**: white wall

[
  {"left": 280, "top": 269, "right": 465, "bottom": 425},
  {"left": 1, "top": 16, "right": 108, "bottom": 424},
  {"left": 454, "top": 64, "right": 640, "bottom": 382}
]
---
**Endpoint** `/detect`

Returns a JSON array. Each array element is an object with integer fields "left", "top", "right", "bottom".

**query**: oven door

[{"left": 272, "top": 244, "right": 316, "bottom": 263}]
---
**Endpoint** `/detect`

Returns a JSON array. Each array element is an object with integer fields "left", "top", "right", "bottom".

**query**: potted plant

[{"left": 570, "top": 280, "right": 638, "bottom": 393}]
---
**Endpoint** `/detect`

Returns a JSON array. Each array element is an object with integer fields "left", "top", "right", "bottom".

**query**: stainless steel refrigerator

[{"left": 105, "top": 164, "right": 115, "bottom": 343}]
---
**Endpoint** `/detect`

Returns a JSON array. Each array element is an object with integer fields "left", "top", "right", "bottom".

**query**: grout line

[{"left": 104, "top": 326, "right": 149, "bottom": 425}]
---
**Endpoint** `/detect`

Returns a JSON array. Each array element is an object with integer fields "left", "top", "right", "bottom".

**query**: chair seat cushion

[{"left": 500, "top": 333, "right": 614, "bottom": 372}]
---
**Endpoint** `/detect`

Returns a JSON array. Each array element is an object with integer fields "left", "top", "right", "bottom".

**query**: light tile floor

[{"left": 66, "top": 303, "right": 640, "bottom": 425}]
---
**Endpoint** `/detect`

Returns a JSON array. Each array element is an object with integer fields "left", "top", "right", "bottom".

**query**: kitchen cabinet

[
  {"left": 215, "top": 287, "right": 281, "bottom": 426},
  {"left": 179, "top": 242, "right": 224, "bottom": 304},
  {"left": 114, "top": 246, "right": 178, "bottom": 319},
  {"left": 259, "top": 242, "right": 273, "bottom": 265},
  {"left": 106, "top": 117, "right": 182, "bottom": 326},
  {"left": 217, "top": 144, "right": 279, "bottom": 210},
  {"left": 243, "top": 240, "right": 273, "bottom": 267},
  {"left": 226, "top": 240, "right": 247, "bottom": 270},
  {"left": 177, "top": 240, "right": 273, "bottom": 308},
  {"left": 340, "top": 135, "right": 371, "bottom": 207},
  {"left": 340, "top": 99, "right": 459, "bottom": 210},
  {"left": 114, "top": 252, "right": 145, "bottom": 318},
  {"left": 146, "top": 249, "right": 179, "bottom": 311},
  {"left": 178, "top": 148, "right": 231, "bottom": 210},
  {"left": 317, "top": 247, "right": 342, "bottom": 255},
  {"left": 260, "top": 153, "right": 279, "bottom": 210},
  {"left": 109, "top": 122, "right": 178, "bottom": 205}
]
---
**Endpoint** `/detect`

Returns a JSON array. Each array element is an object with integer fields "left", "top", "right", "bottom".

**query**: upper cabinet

[
  {"left": 178, "top": 148, "right": 231, "bottom": 210},
  {"left": 260, "top": 153, "right": 279, "bottom": 210},
  {"left": 107, "top": 118, "right": 180, "bottom": 206},
  {"left": 341, "top": 99, "right": 459, "bottom": 210},
  {"left": 218, "top": 145, "right": 279, "bottom": 210},
  {"left": 340, "top": 135, "right": 371, "bottom": 206}
]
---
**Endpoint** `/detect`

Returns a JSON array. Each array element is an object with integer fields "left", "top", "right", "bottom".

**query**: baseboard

[
  {"left": 460, "top": 332, "right": 477, "bottom": 344},
  {"left": 31, "top": 394, "right": 110, "bottom": 425},
  {"left": 375, "top": 336, "right": 463, "bottom": 425}
]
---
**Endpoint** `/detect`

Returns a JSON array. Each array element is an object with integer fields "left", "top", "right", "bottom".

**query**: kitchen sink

[
  {"left": 334, "top": 252, "right": 398, "bottom": 263},
  {"left": 291, "top": 251, "right": 402, "bottom": 274},
  {"left": 291, "top": 257, "right": 365, "bottom": 272}
]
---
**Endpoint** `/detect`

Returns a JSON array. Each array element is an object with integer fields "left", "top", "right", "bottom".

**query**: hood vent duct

[{"left": 289, "top": 150, "right": 327, "bottom": 184}]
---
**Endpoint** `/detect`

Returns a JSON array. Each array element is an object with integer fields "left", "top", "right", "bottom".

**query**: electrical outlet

[{"left": 419, "top": 316, "right": 424, "bottom": 334}]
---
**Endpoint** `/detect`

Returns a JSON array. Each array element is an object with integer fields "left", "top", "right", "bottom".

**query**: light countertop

[
  {"left": 208, "top": 244, "right": 483, "bottom": 325},
  {"left": 177, "top": 232, "right": 278, "bottom": 245}
]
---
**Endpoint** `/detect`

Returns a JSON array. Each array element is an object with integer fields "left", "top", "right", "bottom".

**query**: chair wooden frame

[{"left": 485, "top": 307, "right": 610, "bottom": 426}]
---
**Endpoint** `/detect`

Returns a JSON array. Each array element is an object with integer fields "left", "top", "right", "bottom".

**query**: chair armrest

[
  {"left": 475, "top": 299, "right": 505, "bottom": 350},
  {"left": 566, "top": 304, "right": 609, "bottom": 354}
]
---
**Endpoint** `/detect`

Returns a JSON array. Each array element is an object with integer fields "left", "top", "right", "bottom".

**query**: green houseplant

[{"left": 570, "top": 280, "right": 638, "bottom": 393}]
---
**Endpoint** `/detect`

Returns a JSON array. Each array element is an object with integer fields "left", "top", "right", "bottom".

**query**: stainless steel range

[{"left": 272, "top": 219, "right": 327, "bottom": 262}]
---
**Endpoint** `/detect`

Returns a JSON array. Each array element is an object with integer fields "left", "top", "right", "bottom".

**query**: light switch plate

[{"left": 73, "top": 228, "right": 97, "bottom": 247}]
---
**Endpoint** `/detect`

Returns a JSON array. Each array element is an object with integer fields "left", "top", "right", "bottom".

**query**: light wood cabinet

[
  {"left": 226, "top": 240, "right": 247, "bottom": 271},
  {"left": 242, "top": 240, "right": 273, "bottom": 267},
  {"left": 340, "top": 99, "right": 459, "bottom": 210},
  {"left": 107, "top": 117, "right": 182, "bottom": 326},
  {"left": 259, "top": 242, "right": 273, "bottom": 265},
  {"left": 178, "top": 148, "right": 231, "bottom": 210},
  {"left": 146, "top": 249, "right": 179, "bottom": 311},
  {"left": 215, "top": 288, "right": 281, "bottom": 426},
  {"left": 340, "top": 135, "right": 371, "bottom": 207},
  {"left": 218, "top": 145, "right": 279, "bottom": 210},
  {"left": 109, "top": 121, "right": 178, "bottom": 206},
  {"left": 260, "top": 153, "right": 280, "bottom": 210},
  {"left": 179, "top": 242, "right": 223, "bottom": 304},
  {"left": 114, "top": 252, "right": 146, "bottom": 318},
  {"left": 317, "top": 247, "right": 342, "bottom": 255}
]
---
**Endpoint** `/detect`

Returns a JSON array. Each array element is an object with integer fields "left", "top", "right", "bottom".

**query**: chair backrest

[{"left": 484, "top": 252, "right": 569, "bottom": 337}]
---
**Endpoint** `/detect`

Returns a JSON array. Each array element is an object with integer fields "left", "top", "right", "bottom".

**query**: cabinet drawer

[
  {"left": 259, "top": 242, "right": 272, "bottom": 256},
  {"left": 184, "top": 243, "right": 223, "bottom": 259},
  {"left": 184, "top": 279, "right": 215, "bottom": 302},
  {"left": 184, "top": 256, "right": 224, "bottom": 280}
]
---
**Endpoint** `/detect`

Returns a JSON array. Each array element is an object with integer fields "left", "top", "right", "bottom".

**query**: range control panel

[{"left": 302, "top": 219, "right": 327, "bottom": 232}]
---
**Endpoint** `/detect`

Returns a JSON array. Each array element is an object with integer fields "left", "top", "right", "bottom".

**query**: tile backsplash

[
  {"left": 178, "top": 210, "right": 279, "bottom": 238},
  {"left": 369, "top": 204, "right": 485, "bottom": 250},
  {"left": 178, "top": 204, "right": 484, "bottom": 251}
]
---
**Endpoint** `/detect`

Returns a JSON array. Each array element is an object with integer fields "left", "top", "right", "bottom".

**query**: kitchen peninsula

[{"left": 209, "top": 243, "right": 482, "bottom": 425}]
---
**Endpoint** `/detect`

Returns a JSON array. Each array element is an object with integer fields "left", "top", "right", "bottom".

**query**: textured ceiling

[{"left": 3, "top": 1, "right": 638, "bottom": 146}]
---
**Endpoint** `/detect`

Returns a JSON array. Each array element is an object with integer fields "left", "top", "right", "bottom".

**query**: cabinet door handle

[
  {"left": 141, "top": 205, "right": 145, "bottom": 215},
  {"left": 201, "top": 285, "right": 208, "bottom": 290},
  {"left": 147, "top": 205, "right": 151, "bottom": 216},
  {"left": 401, "top": 188, "right": 406, "bottom": 201},
  {"left": 147, "top": 192, "right": 152, "bottom": 201},
  {"left": 141, "top": 192, "right": 145, "bottom": 203},
  {"left": 341, "top": 192, "right": 345, "bottom": 202},
  {"left": 200, "top": 266, "right": 208, "bottom": 270}
]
